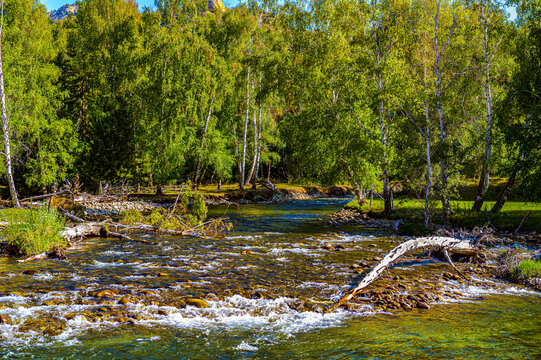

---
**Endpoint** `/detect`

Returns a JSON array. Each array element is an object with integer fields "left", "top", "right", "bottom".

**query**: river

[{"left": 0, "top": 199, "right": 540, "bottom": 359}]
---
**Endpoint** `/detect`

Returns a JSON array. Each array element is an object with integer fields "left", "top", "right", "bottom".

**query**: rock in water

[{"left": 185, "top": 298, "right": 209, "bottom": 309}]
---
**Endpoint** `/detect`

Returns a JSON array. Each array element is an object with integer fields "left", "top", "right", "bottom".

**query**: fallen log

[
  {"left": 20, "top": 189, "right": 73, "bottom": 203},
  {"left": 325, "top": 236, "right": 484, "bottom": 313}
]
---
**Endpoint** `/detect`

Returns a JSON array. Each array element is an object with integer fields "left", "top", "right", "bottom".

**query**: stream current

[{"left": 0, "top": 199, "right": 540, "bottom": 359}]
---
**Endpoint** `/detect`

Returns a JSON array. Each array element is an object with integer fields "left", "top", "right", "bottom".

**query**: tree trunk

[
  {"left": 472, "top": 1, "right": 494, "bottom": 212},
  {"left": 434, "top": 1, "right": 454, "bottom": 218},
  {"left": 194, "top": 96, "right": 215, "bottom": 187},
  {"left": 244, "top": 110, "right": 258, "bottom": 188},
  {"left": 252, "top": 104, "right": 262, "bottom": 190},
  {"left": 0, "top": 1, "right": 20, "bottom": 208},
  {"left": 241, "top": 38, "right": 252, "bottom": 190},
  {"left": 423, "top": 44, "right": 433, "bottom": 228},
  {"left": 491, "top": 165, "right": 518, "bottom": 214},
  {"left": 326, "top": 235, "right": 483, "bottom": 313}
]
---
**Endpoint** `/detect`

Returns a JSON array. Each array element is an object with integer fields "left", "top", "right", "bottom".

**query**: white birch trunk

[
  {"left": 326, "top": 236, "right": 482, "bottom": 313},
  {"left": 0, "top": 1, "right": 19, "bottom": 208},
  {"left": 473, "top": 0, "right": 494, "bottom": 212}
]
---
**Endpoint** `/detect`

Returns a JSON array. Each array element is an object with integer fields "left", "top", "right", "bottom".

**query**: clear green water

[{"left": 1, "top": 199, "right": 540, "bottom": 359}]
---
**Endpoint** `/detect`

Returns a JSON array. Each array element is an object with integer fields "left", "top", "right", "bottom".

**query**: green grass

[
  {"left": 511, "top": 259, "right": 541, "bottom": 280},
  {"left": 120, "top": 209, "right": 143, "bottom": 225},
  {"left": 1, "top": 205, "right": 66, "bottom": 256},
  {"left": 0, "top": 208, "right": 31, "bottom": 222},
  {"left": 346, "top": 198, "right": 541, "bottom": 232}
]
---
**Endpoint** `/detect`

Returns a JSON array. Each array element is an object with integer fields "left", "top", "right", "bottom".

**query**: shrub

[
  {"left": 120, "top": 209, "right": 143, "bottom": 225},
  {"left": 2, "top": 205, "right": 66, "bottom": 256},
  {"left": 148, "top": 208, "right": 167, "bottom": 227},
  {"left": 511, "top": 259, "right": 541, "bottom": 281}
]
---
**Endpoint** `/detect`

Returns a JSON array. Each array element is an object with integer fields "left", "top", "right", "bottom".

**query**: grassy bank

[
  {"left": 345, "top": 198, "right": 541, "bottom": 233},
  {"left": 0, "top": 206, "right": 66, "bottom": 256}
]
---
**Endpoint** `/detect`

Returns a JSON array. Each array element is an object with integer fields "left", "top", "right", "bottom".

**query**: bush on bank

[{"left": 2, "top": 205, "right": 66, "bottom": 256}]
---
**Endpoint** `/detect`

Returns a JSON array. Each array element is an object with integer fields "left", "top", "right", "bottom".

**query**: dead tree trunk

[
  {"left": 0, "top": 1, "right": 19, "bottom": 208},
  {"left": 326, "top": 236, "right": 483, "bottom": 313}
]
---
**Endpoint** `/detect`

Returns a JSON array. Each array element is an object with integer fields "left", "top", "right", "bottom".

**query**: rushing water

[{"left": 0, "top": 199, "right": 540, "bottom": 359}]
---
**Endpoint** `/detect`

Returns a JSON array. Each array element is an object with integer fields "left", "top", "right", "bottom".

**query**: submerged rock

[
  {"left": 0, "top": 315, "right": 11, "bottom": 324},
  {"left": 185, "top": 298, "right": 209, "bottom": 308}
]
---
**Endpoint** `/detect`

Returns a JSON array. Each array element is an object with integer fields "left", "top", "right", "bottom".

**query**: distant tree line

[{"left": 0, "top": 0, "right": 539, "bottom": 223}]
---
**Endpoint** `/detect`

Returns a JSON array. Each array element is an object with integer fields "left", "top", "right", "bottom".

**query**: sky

[{"left": 42, "top": 0, "right": 516, "bottom": 21}]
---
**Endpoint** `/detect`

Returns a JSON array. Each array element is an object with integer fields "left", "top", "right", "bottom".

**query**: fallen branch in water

[{"left": 325, "top": 236, "right": 485, "bottom": 314}]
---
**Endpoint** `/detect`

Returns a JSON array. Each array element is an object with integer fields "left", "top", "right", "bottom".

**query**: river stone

[
  {"left": 140, "top": 290, "right": 156, "bottom": 295},
  {"left": 157, "top": 309, "right": 168, "bottom": 316},
  {"left": 23, "top": 269, "right": 38, "bottom": 275},
  {"left": 95, "top": 289, "right": 117, "bottom": 298},
  {"left": 416, "top": 301, "right": 430, "bottom": 309},
  {"left": 0, "top": 315, "right": 10, "bottom": 324},
  {"left": 119, "top": 297, "right": 132, "bottom": 305},
  {"left": 185, "top": 298, "right": 209, "bottom": 308}
]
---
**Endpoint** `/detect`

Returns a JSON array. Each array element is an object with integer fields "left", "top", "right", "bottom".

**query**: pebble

[{"left": 416, "top": 301, "right": 430, "bottom": 309}]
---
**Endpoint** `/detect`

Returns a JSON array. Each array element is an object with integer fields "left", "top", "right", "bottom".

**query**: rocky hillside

[{"left": 48, "top": 4, "right": 78, "bottom": 21}]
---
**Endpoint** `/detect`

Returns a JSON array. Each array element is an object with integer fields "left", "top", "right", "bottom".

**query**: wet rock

[
  {"left": 373, "top": 256, "right": 383, "bottom": 261},
  {"left": 0, "top": 315, "right": 11, "bottom": 324},
  {"left": 335, "top": 244, "right": 345, "bottom": 250},
  {"left": 157, "top": 309, "right": 168, "bottom": 316},
  {"left": 240, "top": 250, "right": 253, "bottom": 255},
  {"left": 185, "top": 298, "right": 209, "bottom": 308},
  {"left": 416, "top": 301, "right": 430, "bottom": 309},
  {"left": 359, "top": 260, "right": 371, "bottom": 268},
  {"left": 23, "top": 270, "right": 38, "bottom": 275},
  {"left": 119, "top": 297, "right": 132, "bottom": 305},
  {"left": 157, "top": 273, "right": 169, "bottom": 277},
  {"left": 95, "top": 289, "right": 118, "bottom": 298},
  {"left": 140, "top": 290, "right": 157, "bottom": 295},
  {"left": 321, "top": 244, "right": 333, "bottom": 251},
  {"left": 399, "top": 301, "right": 412, "bottom": 311},
  {"left": 43, "top": 300, "right": 57, "bottom": 306}
]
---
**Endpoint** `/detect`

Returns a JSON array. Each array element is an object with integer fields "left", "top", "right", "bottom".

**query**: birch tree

[{"left": 0, "top": 0, "right": 18, "bottom": 207}]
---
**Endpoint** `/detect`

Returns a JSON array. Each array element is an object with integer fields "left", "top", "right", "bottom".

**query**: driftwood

[
  {"left": 325, "top": 236, "right": 483, "bottom": 313},
  {"left": 20, "top": 189, "right": 73, "bottom": 203}
]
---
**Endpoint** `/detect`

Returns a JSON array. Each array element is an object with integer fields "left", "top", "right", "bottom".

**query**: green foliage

[
  {"left": 2, "top": 0, "right": 74, "bottom": 189},
  {"left": 511, "top": 259, "right": 541, "bottom": 281},
  {"left": 120, "top": 209, "right": 143, "bottom": 225},
  {"left": 148, "top": 208, "right": 167, "bottom": 227},
  {"left": 2, "top": 206, "right": 66, "bottom": 256},
  {"left": 1, "top": 0, "right": 535, "bottom": 222},
  {"left": 398, "top": 221, "right": 433, "bottom": 236}
]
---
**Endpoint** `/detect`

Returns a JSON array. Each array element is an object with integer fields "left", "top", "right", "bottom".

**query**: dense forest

[{"left": 0, "top": 0, "right": 540, "bottom": 224}]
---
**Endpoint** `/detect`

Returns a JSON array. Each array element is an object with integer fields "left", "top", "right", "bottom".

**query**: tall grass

[
  {"left": 2, "top": 205, "right": 66, "bottom": 256},
  {"left": 511, "top": 259, "right": 541, "bottom": 280}
]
